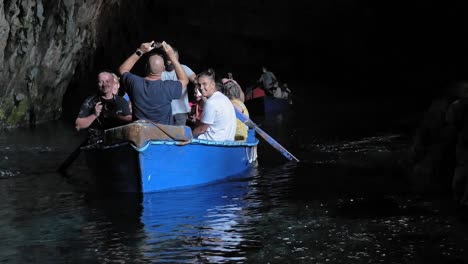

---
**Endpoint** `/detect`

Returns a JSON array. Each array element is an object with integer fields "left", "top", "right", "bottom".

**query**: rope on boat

[
  {"left": 131, "top": 138, "right": 260, "bottom": 152},
  {"left": 246, "top": 145, "right": 258, "bottom": 163}
]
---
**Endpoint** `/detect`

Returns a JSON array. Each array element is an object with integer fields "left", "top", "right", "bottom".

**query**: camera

[
  {"left": 102, "top": 101, "right": 115, "bottom": 112},
  {"left": 100, "top": 99, "right": 116, "bottom": 118}
]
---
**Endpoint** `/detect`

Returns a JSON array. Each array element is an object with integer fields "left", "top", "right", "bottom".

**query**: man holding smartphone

[{"left": 118, "top": 41, "right": 189, "bottom": 125}]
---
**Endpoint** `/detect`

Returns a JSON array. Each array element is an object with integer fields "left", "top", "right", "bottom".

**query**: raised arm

[
  {"left": 119, "top": 41, "right": 155, "bottom": 75},
  {"left": 192, "top": 122, "right": 210, "bottom": 137},
  {"left": 162, "top": 41, "right": 189, "bottom": 87},
  {"left": 188, "top": 72, "right": 197, "bottom": 84}
]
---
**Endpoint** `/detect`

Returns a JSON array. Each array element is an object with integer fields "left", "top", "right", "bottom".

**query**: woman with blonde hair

[{"left": 221, "top": 79, "right": 250, "bottom": 141}]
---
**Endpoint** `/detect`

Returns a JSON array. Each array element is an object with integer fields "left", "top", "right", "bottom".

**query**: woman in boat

[
  {"left": 221, "top": 72, "right": 245, "bottom": 102},
  {"left": 221, "top": 79, "right": 250, "bottom": 141}
]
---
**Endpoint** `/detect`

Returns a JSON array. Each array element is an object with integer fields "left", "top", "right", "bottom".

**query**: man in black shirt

[{"left": 75, "top": 71, "right": 132, "bottom": 143}]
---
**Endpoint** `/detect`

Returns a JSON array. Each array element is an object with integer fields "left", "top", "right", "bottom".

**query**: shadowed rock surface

[
  {"left": 1, "top": 0, "right": 468, "bottom": 128},
  {"left": 0, "top": 0, "right": 119, "bottom": 128}
]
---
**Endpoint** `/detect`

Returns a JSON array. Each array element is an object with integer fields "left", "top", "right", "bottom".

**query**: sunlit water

[{"left": 1, "top": 102, "right": 468, "bottom": 263}]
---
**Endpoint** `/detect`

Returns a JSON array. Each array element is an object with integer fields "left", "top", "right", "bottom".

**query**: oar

[
  {"left": 57, "top": 139, "right": 88, "bottom": 173},
  {"left": 234, "top": 108, "right": 299, "bottom": 162}
]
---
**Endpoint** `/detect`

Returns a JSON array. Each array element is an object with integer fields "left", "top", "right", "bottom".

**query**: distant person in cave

[
  {"left": 75, "top": 71, "right": 132, "bottom": 143},
  {"left": 161, "top": 47, "right": 196, "bottom": 126},
  {"left": 258, "top": 66, "right": 280, "bottom": 95},
  {"left": 118, "top": 40, "right": 189, "bottom": 124}
]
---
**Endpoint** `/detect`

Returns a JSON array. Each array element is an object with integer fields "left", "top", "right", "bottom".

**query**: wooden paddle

[
  {"left": 57, "top": 139, "right": 88, "bottom": 173},
  {"left": 234, "top": 108, "right": 300, "bottom": 162}
]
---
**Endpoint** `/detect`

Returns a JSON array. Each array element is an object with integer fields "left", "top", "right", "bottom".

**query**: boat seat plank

[{"left": 104, "top": 120, "right": 193, "bottom": 148}]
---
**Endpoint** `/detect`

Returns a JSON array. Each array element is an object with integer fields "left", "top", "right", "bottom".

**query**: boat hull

[
  {"left": 84, "top": 139, "right": 258, "bottom": 193},
  {"left": 264, "top": 96, "right": 290, "bottom": 114},
  {"left": 245, "top": 96, "right": 289, "bottom": 115}
]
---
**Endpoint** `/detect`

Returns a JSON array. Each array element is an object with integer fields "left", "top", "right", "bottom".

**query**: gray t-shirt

[{"left": 161, "top": 64, "right": 194, "bottom": 115}]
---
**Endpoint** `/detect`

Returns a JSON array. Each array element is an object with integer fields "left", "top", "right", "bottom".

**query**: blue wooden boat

[
  {"left": 264, "top": 96, "right": 290, "bottom": 114},
  {"left": 83, "top": 120, "right": 259, "bottom": 193}
]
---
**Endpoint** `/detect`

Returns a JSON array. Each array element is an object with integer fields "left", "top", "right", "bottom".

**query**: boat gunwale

[{"left": 81, "top": 138, "right": 259, "bottom": 152}]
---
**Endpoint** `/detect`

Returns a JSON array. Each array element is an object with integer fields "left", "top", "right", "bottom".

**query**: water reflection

[
  {"left": 139, "top": 174, "right": 257, "bottom": 263},
  {"left": 2, "top": 115, "right": 468, "bottom": 263}
]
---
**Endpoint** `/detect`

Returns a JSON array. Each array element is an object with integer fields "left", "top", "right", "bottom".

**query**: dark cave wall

[
  {"left": 0, "top": 0, "right": 120, "bottom": 128},
  {"left": 2, "top": 0, "right": 468, "bottom": 127},
  {"left": 62, "top": 0, "right": 301, "bottom": 122}
]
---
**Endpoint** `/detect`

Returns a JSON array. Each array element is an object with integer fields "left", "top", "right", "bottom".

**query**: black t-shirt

[{"left": 77, "top": 94, "right": 131, "bottom": 130}]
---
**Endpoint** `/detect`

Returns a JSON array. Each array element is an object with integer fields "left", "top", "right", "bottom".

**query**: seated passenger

[
  {"left": 111, "top": 72, "right": 132, "bottom": 113},
  {"left": 273, "top": 85, "right": 283, "bottom": 98},
  {"left": 221, "top": 72, "right": 245, "bottom": 102},
  {"left": 221, "top": 79, "right": 250, "bottom": 141},
  {"left": 192, "top": 69, "right": 236, "bottom": 141},
  {"left": 75, "top": 71, "right": 132, "bottom": 143},
  {"left": 188, "top": 80, "right": 206, "bottom": 129}
]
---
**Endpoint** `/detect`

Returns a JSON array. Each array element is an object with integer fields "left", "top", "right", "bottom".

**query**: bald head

[{"left": 147, "top": 54, "right": 165, "bottom": 75}]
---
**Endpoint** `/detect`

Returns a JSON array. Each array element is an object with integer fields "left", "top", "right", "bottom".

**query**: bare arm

[
  {"left": 75, "top": 103, "right": 102, "bottom": 131},
  {"left": 115, "top": 115, "right": 132, "bottom": 123},
  {"left": 188, "top": 73, "right": 196, "bottom": 83},
  {"left": 119, "top": 41, "right": 155, "bottom": 75},
  {"left": 192, "top": 122, "right": 210, "bottom": 137},
  {"left": 75, "top": 115, "right": 97, "bottom": 131},
  {"left": 162, "top": 41, "right": 189, "bottom": 87}
]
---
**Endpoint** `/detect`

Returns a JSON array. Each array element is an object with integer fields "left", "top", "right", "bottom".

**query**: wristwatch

[{"left": 135, "top": 50, "right": 142, "bottom": 57}]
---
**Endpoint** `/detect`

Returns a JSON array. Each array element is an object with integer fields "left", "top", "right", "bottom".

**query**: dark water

[{"left": 1, "top": 101, "right": 468, "bottom": 264}]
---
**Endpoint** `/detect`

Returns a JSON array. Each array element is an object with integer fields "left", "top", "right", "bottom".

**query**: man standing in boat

[
  {"left": 118, "top": 41, "right": 189, "bottom": 125},
  {"left": 75, "top": 71, "right": 132, "bottom": 143},
  {"left": 258, "top": 66, "right": 279, "bottom": 95}
]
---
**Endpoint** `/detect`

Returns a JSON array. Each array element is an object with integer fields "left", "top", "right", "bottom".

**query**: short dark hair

[{"left": 197, "top": 68, "right": 216, "bottom": 82}]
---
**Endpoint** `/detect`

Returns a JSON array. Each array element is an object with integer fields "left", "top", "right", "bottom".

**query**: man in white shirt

[{"left": 192, "top": 69, "right": 236, "bottom": 141}]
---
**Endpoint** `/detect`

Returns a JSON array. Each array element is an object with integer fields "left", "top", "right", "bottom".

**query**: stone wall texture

[
  {"left": 0, "top": 0, "right": 302, "bottom": 128},
  {"left": 0, "top": 0, "right": 120, "bottom": 128},
  {"left": 2, "top": 0, "right": 463, "bottom": 128}
]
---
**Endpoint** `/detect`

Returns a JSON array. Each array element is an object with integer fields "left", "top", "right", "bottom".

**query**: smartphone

[{"left": 151, "top": 42, "right": 162, "bottom": 48}]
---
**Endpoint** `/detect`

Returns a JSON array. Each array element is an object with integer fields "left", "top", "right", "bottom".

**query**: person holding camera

[
  {"left": 75, "top": 71, "right": 132, "bottom": 143},
  {"left": 118, "top": 40, "right": 189, "bottom": 125}
]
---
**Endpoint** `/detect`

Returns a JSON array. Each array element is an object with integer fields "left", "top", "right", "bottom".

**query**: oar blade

[{"left": 234, "top": 108, "right": 299, "bottom": 162}]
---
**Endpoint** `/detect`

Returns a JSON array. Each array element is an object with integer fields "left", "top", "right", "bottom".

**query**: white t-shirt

[
  {"left": 198, "top": 91, "right": 236, "bottom": 141},
  {"left": 161, "top": 64, "right": 194, "bottom": 114}
]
